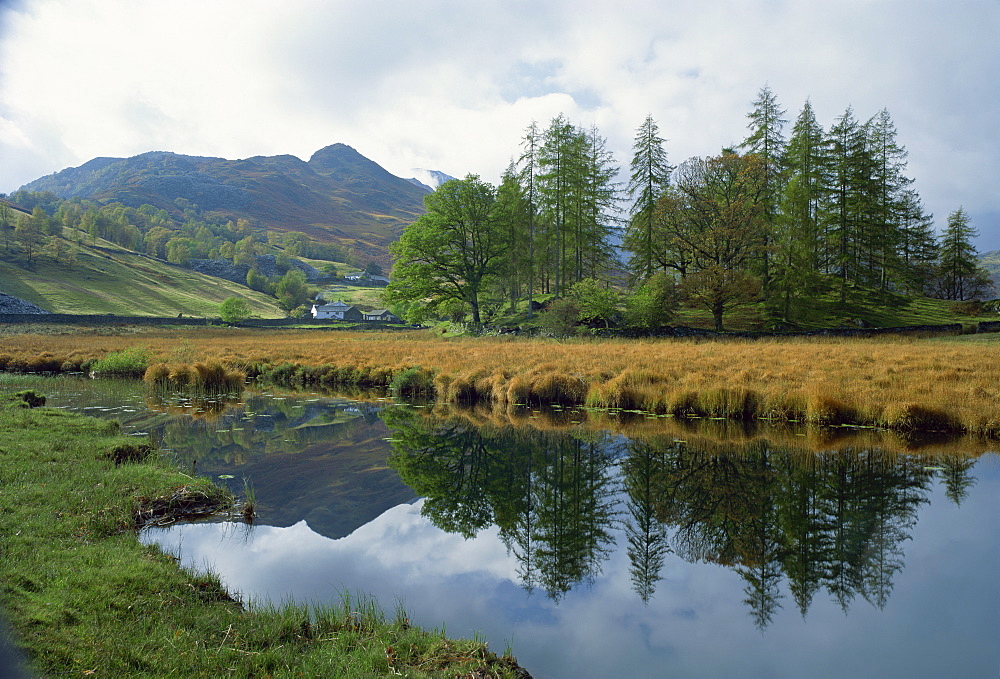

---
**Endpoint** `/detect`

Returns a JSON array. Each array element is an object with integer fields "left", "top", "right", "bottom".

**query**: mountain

[
  {"left": 405, "top": 169, "right": 458, "bottom": 191},
  {"left": 18, "top": 144, "right": 431, "bottom": 259}
]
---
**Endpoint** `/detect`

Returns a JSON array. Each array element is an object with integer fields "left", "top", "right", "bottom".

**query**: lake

[{"left": 4, "top": 375, "right": 998, "bottom": 678}]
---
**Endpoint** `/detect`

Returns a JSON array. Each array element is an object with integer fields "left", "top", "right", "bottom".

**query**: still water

[{"left": 6, "top": 376, "right": 999, "bottom": 678}]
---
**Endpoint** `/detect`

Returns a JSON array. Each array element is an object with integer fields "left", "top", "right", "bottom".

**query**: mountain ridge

[{"left": 18, "top": 144, "right": 432, "bottom": 259}]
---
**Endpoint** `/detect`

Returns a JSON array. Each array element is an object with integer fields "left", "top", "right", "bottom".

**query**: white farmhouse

[{"left": 311, "top": 301, "right": 355, "bottom": 320}]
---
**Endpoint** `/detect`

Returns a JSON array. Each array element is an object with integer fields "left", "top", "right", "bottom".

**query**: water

[{"left": 4, "top": 375, "right": 998, "bottom": 678}]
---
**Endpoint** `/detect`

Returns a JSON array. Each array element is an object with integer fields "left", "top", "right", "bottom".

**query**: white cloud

[{"left": 1, "top": 0, "right": 998, "bottom": 245}]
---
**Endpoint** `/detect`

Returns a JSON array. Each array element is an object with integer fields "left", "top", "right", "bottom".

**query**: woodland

[{"left": 386, "top": 87, "right": 993, "bottom": 331}]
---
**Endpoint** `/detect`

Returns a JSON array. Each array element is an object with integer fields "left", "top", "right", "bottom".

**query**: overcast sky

[{"left": 1, "top": 0, "right": 998, "bottom": 248}]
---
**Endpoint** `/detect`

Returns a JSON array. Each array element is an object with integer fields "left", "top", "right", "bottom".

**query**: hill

[
  {"left": 18, "top": 144, "right": 430, "bottom": 261},
  {"left": 978, "top": 250, "right": 1000, "bottom": 290},
  {"left": 0, "top": 236, "right": 285, "bottom": 318}
]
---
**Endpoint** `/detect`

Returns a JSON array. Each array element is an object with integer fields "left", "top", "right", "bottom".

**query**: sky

[{"left": 1, "top": 0, "right": 998, "bottom": 249}]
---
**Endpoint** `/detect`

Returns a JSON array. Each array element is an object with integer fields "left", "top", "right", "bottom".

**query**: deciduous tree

[{"left": 385, "top": 175, "right": 506, "bottom": 324}]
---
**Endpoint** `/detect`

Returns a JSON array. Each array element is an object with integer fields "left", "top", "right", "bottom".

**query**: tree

[
  {"left": 936, "top": 208, "right": 992, "bottom": 300},
  {"left": 624, "top": 272, "right": 679, "bottom": 329},
  {"left": 680, "top": 266, "right": 762, "bottom": 332},
  {"left": 0, "top": 201, "right": 15, "bottom": 251},
  {"left": 274, "top": 268, "right": 310, "bottom": 311},
  {"left": 625, "top": 115, "right": 673, "bottom": 282},
  {"left": 385, "top": 175, "right": 506, "bottom": 325},
  {"left": 569, "top": 277, "right": 620, "bottom": 328},
  {"left": 14, "top": 212, "right": 42, "bottom": 264},
  {"left": 741, "top": 86, "right": 787, "bottom": 289},
  {"left": 664, "top": 152, "right": 768, "bottom": 330},
  {"left": 773, "top": 99, "right": 828, "bottom": 320},
  {"left": 219, "top": 297, "right": 253, "bottom": 323}
]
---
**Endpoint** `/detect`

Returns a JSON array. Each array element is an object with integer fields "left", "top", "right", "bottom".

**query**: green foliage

[
  {"left": 89, "top": 347, "right": 150, "bottom": 378},
  {"left": 390, "top": 366, "right": 436, "bottom": 397},
  {"left": 386, "top": 175, "right": 506, "bottom": 325},
  {"left": 539, "top": 298, "right": 581, "bottom": 337},
  {"left": 625, "top": 272, "right": 679, "bottom": 329},
  {"left": 219, "top": 296, "right": 252, "bottom": 323},
  {"left": 569, "top": 277, "right": 620, "bottom": 328},
  {"left": 275, "top": 268, "right": 310, "bottom": 311}
]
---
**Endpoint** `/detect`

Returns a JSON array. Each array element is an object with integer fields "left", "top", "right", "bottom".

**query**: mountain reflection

[{"left": 383, "top": 406, "right": 978, "bottom": 627}]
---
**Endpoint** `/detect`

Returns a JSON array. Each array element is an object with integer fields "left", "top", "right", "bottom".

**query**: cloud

[{"left": 1, "top": 0, "right": 998, "bottom": 246}]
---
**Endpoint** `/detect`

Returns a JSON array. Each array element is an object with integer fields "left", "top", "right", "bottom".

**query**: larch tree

[
  {"left": 625, "top": 115, "right": 673, "bottom": 282},
  {"left": 774, "top": 99, "right": 827, "bottom": 320},
  {"left": 936, "top": 208, "right": 992, "bottom": 300},
  {"left": 741, "top": 86, "right": 787, "bottom": 290}
]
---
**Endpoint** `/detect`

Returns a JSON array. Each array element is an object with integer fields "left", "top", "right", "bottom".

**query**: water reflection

[
  {"left": 3, "top": 375, "right": 997, "bottom": 678},
  {"left": 383, "top": 406, "right": 983, "bottom": 628}
]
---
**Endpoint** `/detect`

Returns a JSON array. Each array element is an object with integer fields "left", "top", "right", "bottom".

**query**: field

[
  {"left": 0, "top": 235, "right": 284, "bottom": 318},
  {"left": 3, "top": 326, "right": 1000, "bottom": 437}
]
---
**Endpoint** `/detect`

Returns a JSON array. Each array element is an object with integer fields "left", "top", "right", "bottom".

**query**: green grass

[
  {"left": 0, "top": 398, "right": 526, "bottom": 678},
  {"left": 0, "top": 235, "right": 285, "bottom": 318},
  {"left": 318, "top": 282, "right": 387, "bottom": 309}
]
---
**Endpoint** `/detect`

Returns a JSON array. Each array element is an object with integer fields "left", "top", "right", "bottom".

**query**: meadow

[{"left": 2, "top": 325, "right": 1000, "bottom": 436}]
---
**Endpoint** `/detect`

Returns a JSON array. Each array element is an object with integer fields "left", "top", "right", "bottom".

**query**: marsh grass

[
  {"left": 4, "top": 327, "right": 1000, "bottom": 436},
  {"left": 143, "top": 361, "right": 246, "bottom": 393},
  {"left": 89, "top": 346, "right": 150, "bottom": 378},
  {"left": 0, "top": 404, "right": 528, "bottom": 678}
]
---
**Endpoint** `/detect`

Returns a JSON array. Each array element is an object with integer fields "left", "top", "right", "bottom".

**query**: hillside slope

[
  {"left": 0, "top": 238, "right": 285, "bottom": 318},
  {"left": 19, "top": 144, "right": 429, "bottom": 260}
]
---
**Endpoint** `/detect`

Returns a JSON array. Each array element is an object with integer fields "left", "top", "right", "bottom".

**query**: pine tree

[
  {"left": 863, "top": 108, "right": 913, "bottom": 291},
  {"left": 518, "top": 121, "right": 543, "bottom": 315}
]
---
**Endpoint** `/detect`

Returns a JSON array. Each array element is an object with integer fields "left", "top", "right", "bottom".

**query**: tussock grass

[
  {"left": 0, "top": 405, "right": 528, "bottom": 678},
  {"left": 144, "top": 361, "right": 245, "bottom": 393},
  {"left": 4, "top": 327, "right": 1000, "bottom": 436}
]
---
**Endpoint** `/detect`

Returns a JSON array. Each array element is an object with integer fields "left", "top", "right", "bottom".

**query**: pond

[{"left": 4, "top": 375, "right": 998, "bottom": 678}]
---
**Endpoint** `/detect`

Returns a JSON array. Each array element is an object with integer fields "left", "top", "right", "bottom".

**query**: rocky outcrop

[
  {"left": 0, "top": 293, "right": 49, "bottom": 314},
  {"left": 187, "top": 255, "right": 323, "bottom": 286}
]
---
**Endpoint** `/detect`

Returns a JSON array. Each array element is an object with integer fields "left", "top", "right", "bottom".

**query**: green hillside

[
  {"left": 18, "top": 144, "right": 428, "bottom": 261},
  {"left": 0, "top": 237, "right": 285, "bottom": 318}
]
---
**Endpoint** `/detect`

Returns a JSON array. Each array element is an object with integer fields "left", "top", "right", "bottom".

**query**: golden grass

[{"left": 2, "top": 327, "right": 999, "bottom": 436}]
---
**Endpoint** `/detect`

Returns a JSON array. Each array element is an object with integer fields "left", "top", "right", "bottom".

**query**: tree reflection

[
  {"left": 632, "top": 437, "right": 935, "bottom": 627},
  {"left": 382, "top": 406, "right": 978, "bottom": 627},
  {"left": 383, "top": 407, "right": 620, "bottom": 600}
]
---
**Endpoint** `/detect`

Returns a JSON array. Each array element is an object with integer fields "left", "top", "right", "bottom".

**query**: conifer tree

[
  {"left": 773, "top": 99, "right": 827, "bottom": 320},
  {"left": 936, "top": 208, "right": 992, "bottom": 300},
  {"left": 625, "top": 115, "right": 673, "bottom": 282},
  {"left": 741, "top": 86, "right": 787, "bottom": 289}
]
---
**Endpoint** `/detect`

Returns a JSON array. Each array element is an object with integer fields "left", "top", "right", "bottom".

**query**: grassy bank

[
  {"left": 2, "top": 326, "right": 1000, "bottom": 437},
  {"left": 0, "top": 394, "right": 526, "bottom": 678}
]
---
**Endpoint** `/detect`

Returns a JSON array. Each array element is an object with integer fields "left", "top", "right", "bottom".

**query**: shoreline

[{"left": 0, "top": 394, "right": 529, "bottom": 678}]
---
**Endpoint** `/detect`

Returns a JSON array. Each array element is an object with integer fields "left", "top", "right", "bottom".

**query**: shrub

[{"left": 390, "top": 367, "right": 436, "bottom": 397}]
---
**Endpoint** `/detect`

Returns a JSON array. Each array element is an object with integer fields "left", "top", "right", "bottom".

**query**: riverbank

[
  {"left": 0, "top": 394, "right": 528, "bottom": 678},
  {"left": 3, "top": 326, "right": 1000, "bottom": 437}
]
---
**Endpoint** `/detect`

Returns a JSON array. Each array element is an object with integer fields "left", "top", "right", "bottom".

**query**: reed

[{"left": 4, "top": 327, "right": 1000, "bottom": 437}]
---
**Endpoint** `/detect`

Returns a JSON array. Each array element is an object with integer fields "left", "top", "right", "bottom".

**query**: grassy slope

[
  {"left": 0, "top": 236, "right": 285, "bottom": 318},
  {"left": 0, "top": 399, "right": 525, "bottom": 678}
]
